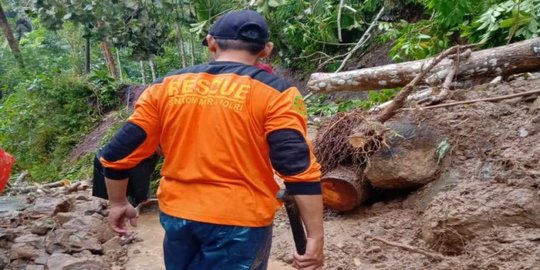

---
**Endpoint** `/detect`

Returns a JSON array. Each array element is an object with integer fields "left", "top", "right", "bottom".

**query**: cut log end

[
  {"left": 348, "top": 134, "right": 369, "bottom": 149},
  {"left": 322, "top": 179, "right": 359, "bottom": 211},
  {"left": 322, "top": 166, "right": 370, "bottom": 211}
]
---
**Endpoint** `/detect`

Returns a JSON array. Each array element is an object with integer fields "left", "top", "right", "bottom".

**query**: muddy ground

[
  {"left": 1, "top": 78, "right": 540, "bottom": 269},
  {"left": 275, "top": 77, "right": 540, "bottom": 270}
]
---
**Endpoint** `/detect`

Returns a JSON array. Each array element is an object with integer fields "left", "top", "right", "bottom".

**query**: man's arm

[
  {"left": 99, "top": 85, "right": 162, "bottom": 235},
  {"left": 295, "top": 195, "right": 324, "bottom": 239},
  {"left": 293, "top": 194, "right": 324, "bottom": 269},
  {"left": 106, "top": 178, "right": 129, "bottom": 205},
  {"left": 265, "top": 86, "right": 324, "bottom": 269},
  {"left": 105, "top": 178, "right": 137, "bottom": 235}
]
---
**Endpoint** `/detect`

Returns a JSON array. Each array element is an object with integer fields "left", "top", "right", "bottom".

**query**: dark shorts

[
  {"left": 160, "top": 213, "right": 272, "bottom": 270},
  {"left": 92, "top": 150, "right": 159, "bottom": 206}
]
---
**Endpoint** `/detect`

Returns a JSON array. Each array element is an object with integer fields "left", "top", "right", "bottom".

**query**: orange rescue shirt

[{"left": 100, "top": 61, "right": 321, "bottom": 227}]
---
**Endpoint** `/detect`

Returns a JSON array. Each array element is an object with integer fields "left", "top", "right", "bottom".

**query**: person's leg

[
  {"left": 160, "top": 213, "right": 201, "bottom": 270},
  {"left": 188, "top": 222, "right": 273, "bottom": 270},
  {"left": 91, "top": 151, "right": 109, "bottom": 200},
  {"left": 128, "top": 153, "right": 160, "bottom": 206}
]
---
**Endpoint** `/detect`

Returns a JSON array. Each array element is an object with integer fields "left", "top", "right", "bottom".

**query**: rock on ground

[
  {"left": 0, "top": 188, "right": 128, "bottom": 269},
  {"left": 47, "top": 253, "right": 110, "bottom": 270},
  {"left": 45, "top": 229, "right": 102, "bottom": 254},
  {"left": 31, "top": 217, "right": 56, "bottom": 236},
  {"left": 365, "top": 120, "right": 444, "bottom": 189},
  {"left": 32, "top": 197, "right": 72, "bottom": 216},
  {"left": 422, "top": 181, "right": 540, "bottom": 254}
]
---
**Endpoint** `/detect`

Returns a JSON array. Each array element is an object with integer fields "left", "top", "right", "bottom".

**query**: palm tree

[{"left": 0, "top": 2, "right": 24, "bottom": 69}]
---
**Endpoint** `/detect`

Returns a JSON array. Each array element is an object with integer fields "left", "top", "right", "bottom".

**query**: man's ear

[
  {"left": 207, "top": 35, "right": 218, "bottom": 52},
  {"left": 258, "top": 42, "right": 274, "bottom": 58}
]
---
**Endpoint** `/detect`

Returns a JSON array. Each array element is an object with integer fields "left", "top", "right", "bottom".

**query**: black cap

[{"left": 202, "top": 10, "right": 269, "bottom": 46}]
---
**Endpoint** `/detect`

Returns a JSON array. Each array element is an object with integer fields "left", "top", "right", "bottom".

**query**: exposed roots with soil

[{"left": 314, "top": 110, "right": 367, "bottom": 173}]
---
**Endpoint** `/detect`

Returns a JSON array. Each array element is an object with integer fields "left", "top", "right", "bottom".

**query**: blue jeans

[{"left": 160, "top": 213, "right": 272, "bottom": 270}]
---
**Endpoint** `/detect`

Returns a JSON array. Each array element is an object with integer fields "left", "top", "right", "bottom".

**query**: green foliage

[
  {"left": 465, "top": 0, "right": 540, "bottom": 45},
  {"left": 381, "top": 0, "right": 540, "bottom": 61},
  {"left": 87, "top": 69, "right": 121, "bottom": 113},
  {"left": 150, "top": 159, "right": 164, "bottom": 195},
  {"left": 0, "top": 75, "right": 108, "bottom": 181},
  {"left": 306, "top": 89, "right": 399, "bottom": 117},
  {"left": 380, "top": 20, "right": 451, "bottom": 61},
  {"left": 254, "top": 0, "right": 384, "bottom": 71},
  {"left": 32, "top": 0, "right": 169, "bottom": 60},
  {"left": 62, "top": 152, "right": 94, "bottom": 181},
  {"left": 424, "top": 0, "right": 479, "bottom": 28},
  {"left": 62, "top": 108, "right": 130, "bottom": 181}
]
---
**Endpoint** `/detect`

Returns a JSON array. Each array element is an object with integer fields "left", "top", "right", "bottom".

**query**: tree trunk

[
  {"left": 307, "top": 38, "right": 540, "bottom": 93},
  {"left": 84, "top": 36, "right": 91, "bottom": 74},
  {"left": 97, "top": 20, "right": 117, "bottom": 79},
  {"left": 177, "top": 25, "right": 187, "bottom": 68},
  {"left": 100, "top": 40, "right": 117, "bottom": 79},
  {"left": 189, "top": 33, "right": 196, "bottom": 65},
  {"left": 321, "top": 166, "right": 370, "bottom": 211},
  {"left": 140, "top": 61, "right": 147, "bottom": 85},
  {"left": 116, "top": 48, "right": 123, "bottom": 82},
  {"left": 188, "top": 2, "right": 196, "bottom": 65},
  {"left": 149, "top": 57, "right": 157, "bottom": 82},
  {"left": 175, "top": 0, "right": 187, "bottom": 68},
  {"left": 0, "top": 3, "right": 24, "bottom": 70}
]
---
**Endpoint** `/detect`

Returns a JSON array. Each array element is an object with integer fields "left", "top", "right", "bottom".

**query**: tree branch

[
  {"left": 337, "top": 0, "right": 345, "bottom": 42},
  {"left": 334, "top": 7, "right": 385, "bottom": 73},
  {"left": 372, "top": 237, "right": 445, "bottom": 261},
  {"left": 376, "top": 43, "right": 478, "bottom": 123},
  {"left": 407, "top": 88, "right": 540, "bottom": 110}
]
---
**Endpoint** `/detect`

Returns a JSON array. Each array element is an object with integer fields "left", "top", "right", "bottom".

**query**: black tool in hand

[{"left": 277, "top": 189, "right": 307, "bottom": 255}]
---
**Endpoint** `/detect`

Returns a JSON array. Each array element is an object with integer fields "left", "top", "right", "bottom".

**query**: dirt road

[{"left": 125, "top": 210, "right": 294, "bottom": 270}]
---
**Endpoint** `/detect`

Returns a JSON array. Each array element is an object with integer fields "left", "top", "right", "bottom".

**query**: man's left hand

[{"left": 108, "top": 202, "right": 138, "bottom": 235}]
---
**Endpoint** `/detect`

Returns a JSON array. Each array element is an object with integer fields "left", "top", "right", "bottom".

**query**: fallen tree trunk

[
  {"left": 321, "top": 166, "right": 370, "bottom": 211},
  {"left": 307, "top": 38, "right": 540, "bottom": 93},
  {"left": 315, "top": 45, "right": 467, "bottom": 206}
]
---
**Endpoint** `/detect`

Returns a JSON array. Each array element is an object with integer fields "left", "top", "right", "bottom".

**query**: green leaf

[
  {"left": 417, "top": 34, "right": 431, "bottom": 40},
  {"left": 436, "top": 140, "right": 451, "bottom": 163},
  {"left": 268, "top": 0, "right": 281, "bottom": 8}
]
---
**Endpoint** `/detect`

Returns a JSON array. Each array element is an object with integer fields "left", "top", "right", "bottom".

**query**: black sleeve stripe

[
  {"left": 103, "top": 167, "right": 131, "bottom": 180},
  {"left": 285, "top": 182, "right": 322, "bottom": 195},
  {"left": 267, "top": 129, "right": 310, "bottom": 176},
  {"left": 101, "top": 122, "right": 147, "bottom": 162}
]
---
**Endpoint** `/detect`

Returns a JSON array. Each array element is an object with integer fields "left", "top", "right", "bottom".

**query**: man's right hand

[
  {"left": 293, "top": 236, "right": 324, "bottom": 270},
  {"left": 108, "top": 201, "right": 138, "bottom": 235}
]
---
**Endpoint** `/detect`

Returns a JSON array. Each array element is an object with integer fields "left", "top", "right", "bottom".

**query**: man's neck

[{"left": 213, "top": 50, "right": 258, "bottom": 65}]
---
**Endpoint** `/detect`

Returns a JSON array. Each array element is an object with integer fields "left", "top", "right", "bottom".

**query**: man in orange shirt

[{"left": 99, "top": 9, "right": 323, "bottom": 269}]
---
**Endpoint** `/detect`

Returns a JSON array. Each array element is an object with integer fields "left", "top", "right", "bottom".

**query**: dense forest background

[{"left": 1, "top": 0, "right": 539, "bottom": 182}]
